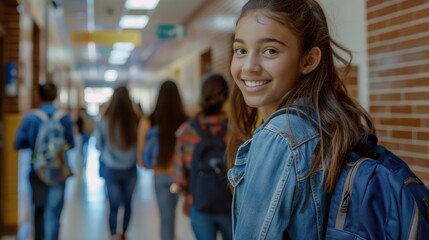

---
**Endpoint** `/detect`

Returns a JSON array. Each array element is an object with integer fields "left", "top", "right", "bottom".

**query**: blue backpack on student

[
  {"left": 189, "top": 118, "right": 232, "bottom": 214},
  {"left": 143, "top": 126, "right": 159, "bottom": 168},
  {"left": 32, "top": 109, "right": 72, "bottom": 185},
  {"left": 326, "top": 133, "right": 429, "bottom": 239}
]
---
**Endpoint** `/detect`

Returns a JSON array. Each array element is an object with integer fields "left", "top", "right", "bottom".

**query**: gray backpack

[{"left": 32, "top": 109, "right": 72, "bottom": 185}]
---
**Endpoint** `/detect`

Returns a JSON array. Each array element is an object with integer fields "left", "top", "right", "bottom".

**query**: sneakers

[{"left": 111, "top": 233, "right": 126, "bottom": 240}]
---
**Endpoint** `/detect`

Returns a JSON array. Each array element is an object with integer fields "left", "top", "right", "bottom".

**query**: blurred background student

[
  {"left": 94, "top": 86, "right": 140, "bottom": 240},
  {"left": 139, "top": 80, "right": 188, "bottom": 240},
  {"left": 174, "top": 74, "right": 232, "bottom": 240},
  {"left": 75, "top": 107, "right": 95, "bottom": 167}
]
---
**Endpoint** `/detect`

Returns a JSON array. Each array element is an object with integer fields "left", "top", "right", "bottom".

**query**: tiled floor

[{"left": 17, "top": 137, "right": 195, "bottom": 240}]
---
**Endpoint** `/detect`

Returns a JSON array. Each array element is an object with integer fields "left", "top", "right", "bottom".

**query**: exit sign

[{"left": 157, "top": 24, "right": 186, "bottom": 39}]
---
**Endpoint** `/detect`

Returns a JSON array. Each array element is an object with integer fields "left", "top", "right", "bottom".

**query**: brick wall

[
  {"left": 367, "top": 0, "right": 429, "bottom": 184},
  {"left": 4, "top": 1, "right": 20, "bottom": 114}
]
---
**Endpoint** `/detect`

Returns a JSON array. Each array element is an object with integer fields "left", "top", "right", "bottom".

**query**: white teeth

[{"left": 243, "top": 80, "right": 269, "bottom": 87}]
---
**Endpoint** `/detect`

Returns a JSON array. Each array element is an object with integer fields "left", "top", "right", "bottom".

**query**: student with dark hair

[
  {"left": 139, "top": 80, "right": 188, "bottom": 240},
  {"left": 226, "top": 0, "right": 375, "bottom": 239},
  {"left": 75, "top": 107, "right": 94, "bottom": 166},
  {"left": 14, "top": 82, "right": 75, "bottom": 240},
  {"left": 174, "top": 73, "right": 232, "bottom": 240},
  {"left": 94, "top": 86, "right": 140, "bottom": 240}
]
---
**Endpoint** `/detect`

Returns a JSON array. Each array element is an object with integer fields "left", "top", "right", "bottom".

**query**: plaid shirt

[{"left": 173, "top": 111, "right": 228, "bottom": 193}]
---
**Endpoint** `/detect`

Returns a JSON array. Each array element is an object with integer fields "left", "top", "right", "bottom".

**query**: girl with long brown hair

[
  {"left": 139, "top": 80, "right": 188, "bottom": 240},
  {"left": 227, "top": 0, "right": 374, "bottom": 239},
  {"left": 94, "top": 86, "right": 140, "bottom": 240}
]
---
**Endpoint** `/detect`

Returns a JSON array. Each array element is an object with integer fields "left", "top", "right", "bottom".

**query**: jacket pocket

[{"left": 228, "top": 139, "right": 251, "bottom": 188}]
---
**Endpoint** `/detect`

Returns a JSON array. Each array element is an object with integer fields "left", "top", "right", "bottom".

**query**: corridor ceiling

[{"left": 60, "top": 0, "right": 209, "bottom": 83}]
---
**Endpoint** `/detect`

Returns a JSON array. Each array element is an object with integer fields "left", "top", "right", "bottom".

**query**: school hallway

[{"left": 16, "top": 136, "right": 195, "bottom": 240}]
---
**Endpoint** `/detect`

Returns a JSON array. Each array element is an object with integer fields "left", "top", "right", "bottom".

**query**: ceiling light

[
  {"left": 119, "top": 15, "right": 149, "bottom": 29},
  {"left": 109, "top": 58, "right": 127, "bottom": 65},
  {"left": 104, "top": 70, "right": 118, "bottom": 82},
  {"left": 125, "top": 0, "right": 159, "bottom": 10},
  {"left": 110, "top": 49, "right": 131, "bottom": 59},
  {"left": 113, "top": 42, "right": 135, "bottom": 51}
]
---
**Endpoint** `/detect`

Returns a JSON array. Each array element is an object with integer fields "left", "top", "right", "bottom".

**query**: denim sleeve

[{"left": 14, "top": 115, "right": 32, "bottom": 150}]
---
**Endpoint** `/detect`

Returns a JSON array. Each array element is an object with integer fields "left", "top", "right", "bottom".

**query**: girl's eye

[
  {"left": 234, "top": 48, "right": 247, "bottom": 55},
  {"left": 263, "top": 48, "right": 278, "bottom": 55}
]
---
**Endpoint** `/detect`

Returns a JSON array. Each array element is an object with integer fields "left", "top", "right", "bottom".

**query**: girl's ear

[{"left": 301, "top": 47, "right": 321, "bottom": 75}]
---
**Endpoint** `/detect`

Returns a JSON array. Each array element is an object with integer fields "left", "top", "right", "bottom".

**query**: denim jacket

[{"left": 228, "top": 108, "right": 328, "bottom": 239}]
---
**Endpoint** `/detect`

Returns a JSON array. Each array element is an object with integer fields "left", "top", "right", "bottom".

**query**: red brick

[
  {"left": 370, "top": 92, "right": 401, "bottom": 102},
  {"left": 370, "top": 78, "right": 429, "bottom": 90},
  {"left": 417, "top": 132, "right": 429, "bottom": 141},
  {"left": 379, "top": 118, "right": 421, "bottom": 127},
  {"left": 392, "top": 130, "right": 413, "bottom": 139},
  {"left": 404, "top": 92, "right": 429, "bottom": 101},
  {"left": 415, "top": 106, "right": 429, "bottom": 114},
  {"left": 370, "top": 105, "right": 388, "bottom": 113},
  {"left": 367, "top": 4, "right": 398, "bottom": 20},
  {"left": 391, "top": 106, "right": 412, "bottom": 114}
]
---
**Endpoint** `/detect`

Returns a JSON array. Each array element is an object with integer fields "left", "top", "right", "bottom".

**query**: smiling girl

[{"left": 227, "top": 0, "right": 374, "bottom": 239}]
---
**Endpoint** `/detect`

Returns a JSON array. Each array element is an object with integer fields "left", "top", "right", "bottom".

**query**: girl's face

[{"left": 231, "top": 10, "right": 304, "bottom": 120}]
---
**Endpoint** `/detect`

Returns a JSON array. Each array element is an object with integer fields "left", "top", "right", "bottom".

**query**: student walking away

[
  {"left": 227, "top": 0, "right": 429, "bottom": 239},
  {"left": 139, "top": 80, "right": 188, "bottom": 240},
  {"left": 76, "top": 107, "right": 95, "bottom": 165},
  {"left": 174, "top": 74, "right": 232, "bottom": 240},
  {"left": 94, "top": 86, "right": 140, "bottom": 240},
  {"left": 14, "top": 82, "right": 75, "bottom": 240}
]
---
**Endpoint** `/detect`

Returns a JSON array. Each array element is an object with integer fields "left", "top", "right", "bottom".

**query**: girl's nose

[{"left": 242, "top": 54, "right": 261, "bottom": 74}]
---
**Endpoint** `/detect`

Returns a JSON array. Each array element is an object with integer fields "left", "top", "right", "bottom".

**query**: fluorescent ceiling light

[
  {"left": 110, "top": 49, "right": 131, "bottom": 59},
  {"left": 119, "top": 15, "right": 149, "bottom": 29},
  {"left": 125, "top": 0, "right": 159, "bottom": 10},
  {"left": 109, "top": 58, "right": 127, "bottom": 65},
  {"left": 113, "top": 42, "right": 135, "bottom": 51},
  {"left": 104, "top": 70, "right": 118, "bottom": 82}
]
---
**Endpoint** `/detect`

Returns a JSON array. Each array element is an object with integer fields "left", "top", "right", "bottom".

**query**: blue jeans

[
  {"left": 104, "top": 165, "right": 137, "bottom": 234},
  {"left": 80, "top": 133, "right": 90, "bottom": 165},
  {"left": 29, "top": 170, "right": 66, "bottom": 240},
  {"left": 154, "top": 173, "right": 179, "bottom": 240},
  {"left": 190, "top": 207, "right": 232, "bottom": 240}
]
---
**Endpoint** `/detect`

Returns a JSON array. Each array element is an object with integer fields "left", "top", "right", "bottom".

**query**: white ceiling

[{"left": 60, "top": 0, "right": 209, "bottom": 83}]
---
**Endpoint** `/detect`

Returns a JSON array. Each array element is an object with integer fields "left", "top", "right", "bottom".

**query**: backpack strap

[
  {"left": 32, "top": 109, "right": 66, "bottom": 121},
  {"left": 52, "top": 110, "right": 66, "bottom": 121},
  {"left": 32, "top": 109, "right": 49, "bottom": 122}
]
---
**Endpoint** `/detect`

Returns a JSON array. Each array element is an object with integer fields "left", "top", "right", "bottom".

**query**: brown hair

[
  {"left": 199, "top": 73, "right": 229, "bottom": 116},
  {"left": 227, "top": 0, "right": 374, "bottom": 193},
  {"left": 150, "top": 80, "right": 188, "bottom": 168},
  {"left": 104, "top": 86, "right": 139, "bottom": 150}
]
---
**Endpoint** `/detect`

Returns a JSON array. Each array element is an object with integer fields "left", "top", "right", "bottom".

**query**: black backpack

[{"left": 189, "top": 118, "right": 232, "bottom": 214}]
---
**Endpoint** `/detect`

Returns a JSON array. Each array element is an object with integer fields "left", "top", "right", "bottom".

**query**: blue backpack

[
  {"left": 142, "top": 126, "right": 159, "bottom": 168},
  {"left": 32, "top": 109, "right": 72, "bottom": 185},
  {"left": 189, "top": 118, "right": 232, "bottom": 214},
  {"left": 326, "top": 133, "right": 429, "bottom": 239}
]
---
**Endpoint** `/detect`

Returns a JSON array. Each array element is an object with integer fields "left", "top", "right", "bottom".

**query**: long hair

[
  {"left": 227, "top": 0, "right": 374, "bottom": 193},
  {"left": 150, "top": 80, "right": 188, "bottom": 168},
  {"left": 199, "top": 73, "right": 229, "bottom": 116},
  {"left": 104, "top": 86, "right": 139, "bottom": 150}
]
